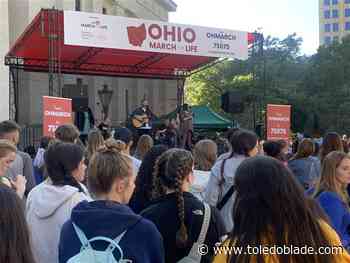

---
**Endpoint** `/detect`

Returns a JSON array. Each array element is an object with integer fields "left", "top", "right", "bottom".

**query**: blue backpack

[{"left": 67, "top": 223, "right": 132, "bottom": 263}]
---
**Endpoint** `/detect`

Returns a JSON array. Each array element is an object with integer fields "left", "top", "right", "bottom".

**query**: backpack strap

[
  {"left": 216, "top": 185, "right": 235, "bottom": 210},
  {"left": 196, "top": 203, "right": 211, "bottom": 245},
  {"left": 106, "top": 216, "right": 143, "bottom": 252},
  {"left": 188, "top": 202, "right": 211, "bottom": 260},
  {"left": 106, "top": 230, "right": 128, "bottom": 253},
  {"left": 114, "top": 230, "right": 127, "bottom": 244},
  {"left": 72, "top": 223, "right": 92, "bottom": 250}
]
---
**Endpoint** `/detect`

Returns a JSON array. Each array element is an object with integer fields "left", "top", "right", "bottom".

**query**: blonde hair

[
  {"left": 193, "top": 139, "right": 217, "bottom": 171},
  {"left": 0, "top": 139, "right": 16, "bottom": 158},
  {"left": 105, "top": 138, "right": 126, "bottom": 153},
  {"left": 134, "top": 135, "right": 153, "bottom": 161},
  {"left": 87, "top": 129, "right": 105, "bottom": 161},
  {"left": 313, "top": 151, "right": 350, "bottom": 205},
  {"left": 88, "top": 144, "right": 132, "bottom": 197}
]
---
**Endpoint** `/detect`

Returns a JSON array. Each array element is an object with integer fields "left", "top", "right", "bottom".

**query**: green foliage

[{"left": 185, "top": 33, "right": 350, "bottom": 135}]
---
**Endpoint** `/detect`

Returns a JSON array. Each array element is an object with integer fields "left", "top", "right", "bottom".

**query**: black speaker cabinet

[{"left": 221, "top": 91, "right": 244, "bottom": 113}]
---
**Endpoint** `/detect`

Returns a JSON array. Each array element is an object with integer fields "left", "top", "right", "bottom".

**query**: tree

[
  {"left": 302, "top": 35, "right": 350, "bottom": 133},
  {"left": 186, "top": 34, "right": 350, "bottom": 135},
  {"left": 186, "top": 33, "right": 309, "bottom": 131}
]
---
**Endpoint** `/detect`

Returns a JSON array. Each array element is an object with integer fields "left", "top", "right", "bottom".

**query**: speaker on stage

[
  {"left": 72, "top": 97, "right": 89, "bottom": 112},
  {"left": 221, "top": 91, "right": 244, "bottom": 113}
]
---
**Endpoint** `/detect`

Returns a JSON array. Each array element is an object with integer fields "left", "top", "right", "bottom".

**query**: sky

[{"left": 169, "top": 0, "right": 319, "bottom": 55}]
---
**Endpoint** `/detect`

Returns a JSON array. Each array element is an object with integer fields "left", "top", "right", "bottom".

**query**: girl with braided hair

[
  {"left": 141, "top": 148, "right": 226, "bottom": 263},
  {"left": 204, "top": 129, "right": 258, "bottom": 232}
]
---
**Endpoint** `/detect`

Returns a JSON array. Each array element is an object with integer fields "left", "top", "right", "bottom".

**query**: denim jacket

[{"left": 288, "top": 156, "right": 320, "bottom": 189}]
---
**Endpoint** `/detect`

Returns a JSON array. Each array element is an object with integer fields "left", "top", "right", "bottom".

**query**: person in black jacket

[
  {"left": 129, "top": 145, "right": 168, "bottom": 213},
  {"left": 141, "top": 148, "right": 226, "bottom": 263},
  {"left": 159, "top": 118, "right": 180, "bottom": 149},
  {"left": 75, "top": 107, "right": 95, "bottom": 144}
]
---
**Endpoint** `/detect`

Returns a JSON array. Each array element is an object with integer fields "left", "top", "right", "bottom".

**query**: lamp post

[
  {"left": 98, "top": 84, "right": 114, "bottom": 121},
  {"left": 174, "top": 68, "right": 187, "bottom": 111},
  {"left": 251, "top": 28, "right": 265, "bottom": 136}
]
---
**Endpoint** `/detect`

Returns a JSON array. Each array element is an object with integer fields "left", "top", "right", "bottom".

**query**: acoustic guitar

[{"left": 132, "top": 114, "right": 150, "bottom": 128}]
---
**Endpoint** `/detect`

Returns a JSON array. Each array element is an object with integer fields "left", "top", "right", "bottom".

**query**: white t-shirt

[
  {"left": 130, "top": 156, "right": 141, "bottom": 176},
  {"left": 190, "top": 170, "right": 211, "bottom": 201}
]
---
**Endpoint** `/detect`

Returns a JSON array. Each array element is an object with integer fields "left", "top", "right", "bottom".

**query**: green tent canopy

[
  {"left": 159, "top": 105, "right": 233, "bottom": 130},
  {"left": 192, "top": 105, "right": 232, "bottom": 129}
]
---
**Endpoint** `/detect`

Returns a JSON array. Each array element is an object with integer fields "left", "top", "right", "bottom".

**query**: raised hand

[{"left": 11, "top": 174, "right": 27, "bottom": 199}]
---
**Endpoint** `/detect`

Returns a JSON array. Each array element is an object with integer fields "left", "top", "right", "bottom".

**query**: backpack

[
  {"left": 67, "top": 223, "right": 132, "bottom": 263},
  {"left": 177, "top": 203, "right": 211, "bottom": 263}
]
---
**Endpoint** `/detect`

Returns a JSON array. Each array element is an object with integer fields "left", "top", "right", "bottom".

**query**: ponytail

[
  {"left": 151, "top": 149, "right": 193, "bottom": 248},
  {"left": 175, "top": 165, "right": 189, "bottom": 247}
]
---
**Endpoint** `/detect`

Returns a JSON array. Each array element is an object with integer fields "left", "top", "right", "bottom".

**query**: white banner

[{"left": 64, "top": 11, "right": 248, "bottom": 59}]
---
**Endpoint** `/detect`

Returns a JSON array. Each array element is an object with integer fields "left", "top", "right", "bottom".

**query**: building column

[
  {"left": 0, "top": 0, "right": 9, "bottom": 120},
  {"left": 148, "top": 79, "right": 155, "bottom": 114},
  {"left": 110, "top": 77, "right": 119, "bottom": 126},
  {"left": 92, "top": 0, "right": 103, "bottom": 13}
]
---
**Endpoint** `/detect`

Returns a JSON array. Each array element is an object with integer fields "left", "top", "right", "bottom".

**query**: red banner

[
  {"left": 266, "top": 104, "right": 291, "bottom": 141},
  {"left": 43, "top": 96, "right": 72, "bottom": 137}
]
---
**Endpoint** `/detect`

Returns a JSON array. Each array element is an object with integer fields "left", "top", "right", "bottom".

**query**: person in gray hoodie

[{"left": 26, "top": 142, "right": 90, "bottom": 263}]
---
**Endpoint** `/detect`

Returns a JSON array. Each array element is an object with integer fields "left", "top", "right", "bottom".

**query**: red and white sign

[
  {"left": 64, "top": 11, "right": 249, "bottom": 59},
  {"left": 43, "top": 96, "right": 72, "bottom": 137},
  {"left": 267, "top": 104, "right": 291, "bottom": 141}
]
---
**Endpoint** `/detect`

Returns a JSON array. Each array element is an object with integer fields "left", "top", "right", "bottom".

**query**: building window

[
  {"left": 332, "top": 9, "right": 339, "bottom": 18},
  {"left": 345, "top": 8, "right": 350, "bottom": 17},
  {"left": 75, "top": 0, "right": 81, "bottom": 11},
  {"left": 333, "top": 23, "right": 339, "bottom": 32},
  {"left": 345, "top": 22, "right": 350, "bottom": 30},
  {"left": 325, "top": 23, "right": 331, "bottom": 32},
  {"left": 324, "top": 36, "right": 332, "bottom": 45},
  {"left": 102, "top": 7, "right": 107, "bottom": 14},
  {"left": 324, "top": 10, "right": 331, "bottom": 18},
  {"left": 324, "top": 0, "right": 330, "bottom": 5},
  {"left": 332, "top": 0, "right": 338, "bottom": 4}
]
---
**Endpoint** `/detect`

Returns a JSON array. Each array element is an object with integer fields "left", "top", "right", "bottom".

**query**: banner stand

[
  {"left": 266, "top": 104, "right": 291, "bottom": 142},
  {"left": 43, "top": 96, "right": 72, "bottom": 137}
]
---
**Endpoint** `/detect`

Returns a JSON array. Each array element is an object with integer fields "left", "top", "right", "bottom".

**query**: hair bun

[{"left": 104, "top": 138, "right": 126, "bottom": 153}]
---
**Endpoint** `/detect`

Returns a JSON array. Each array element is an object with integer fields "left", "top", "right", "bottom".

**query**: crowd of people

[{"left": 2, "top": 119, "right": 350, "bottom": 262}]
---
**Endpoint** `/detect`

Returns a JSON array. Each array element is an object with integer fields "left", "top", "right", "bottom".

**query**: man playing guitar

[{"left": 131, "top": 99, "right": 156, "bottom": 135}]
